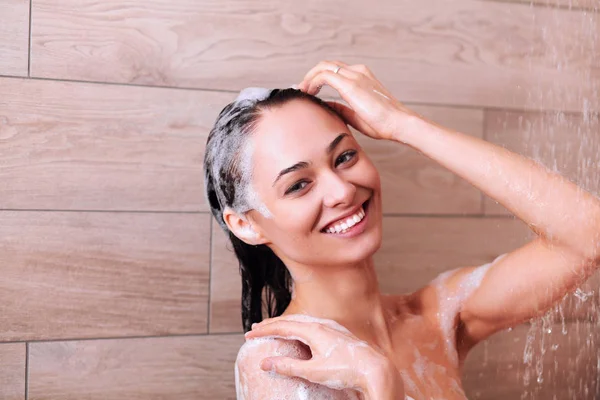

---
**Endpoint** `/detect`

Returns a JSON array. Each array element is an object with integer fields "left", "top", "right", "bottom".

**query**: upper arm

[
  {"left": 235, "top": 337, "right": 360, "bottom": 400},
  {"left": 452, "top": 237, "right": 598, "bottom": 351}
]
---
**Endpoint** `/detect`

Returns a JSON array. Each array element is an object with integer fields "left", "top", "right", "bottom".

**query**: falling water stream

[{"left": 493, "top": 1, "right": 599, "bottom": 399}]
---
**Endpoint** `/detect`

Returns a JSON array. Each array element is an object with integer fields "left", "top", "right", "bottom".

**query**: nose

[{"left": 322, "top": 171, "right": 356, "bottom": 209}]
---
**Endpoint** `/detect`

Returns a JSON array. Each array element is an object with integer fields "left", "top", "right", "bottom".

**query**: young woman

[{"left": 203, "top": 61, "right": 600, "bottom": 399}]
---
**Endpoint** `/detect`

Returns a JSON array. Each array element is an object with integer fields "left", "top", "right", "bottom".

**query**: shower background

[{"left": 0, "top": 0, "right": 598, "bottom": 398}]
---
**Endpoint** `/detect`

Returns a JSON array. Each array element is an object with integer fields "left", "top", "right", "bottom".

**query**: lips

[{"left": 321, "top": 199, "right": 370, "bottom": 234}]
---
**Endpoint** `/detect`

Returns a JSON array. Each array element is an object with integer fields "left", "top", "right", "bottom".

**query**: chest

[{"left": 387, "top": 316, "right": 468, "bottom": 400}]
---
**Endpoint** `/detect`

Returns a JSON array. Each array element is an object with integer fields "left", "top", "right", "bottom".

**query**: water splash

[{"left": 489, "top": 1, "right": 599, "bottom": 399}]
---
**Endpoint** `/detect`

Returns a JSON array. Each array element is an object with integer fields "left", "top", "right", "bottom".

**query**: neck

[{"left": 284, "top": 257, "right": 394, "bottom": 352}]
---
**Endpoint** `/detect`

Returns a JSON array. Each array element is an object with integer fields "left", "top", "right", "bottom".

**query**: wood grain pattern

[
  {"left": 463, "top": 321, "right": 599, "bottom": 400},
  {"left": 28, "top": 334, "right": 244, "bottom": 400},
  {"left": 374, "top": 216, "right": 533, "bottom": 294},
  {"left": 0, "top": 0, "right": 29, "bottom": 77},
  {"left": 209, "top": 216, "right": 534, "bottom": 333},
  {"left": 0, "top": 211, "right": 210, "bottom": 341},
  {"left": 483, "top": 109, "right": 600, "bottom": 216},
  {"left": 355, "top": 105, "right": 485, "bottom": 215},
  {"left": 30, "top": 0, "right": 600, "bottom": 112},
  {"left": 499, "top": 0, "right": 599, "bottom": 9},
  {"left": 0, "top": 77, "right": 235, "bottom": 211},
  {"left": 0, "top": 343, "right": 26, "bottom": 400}
]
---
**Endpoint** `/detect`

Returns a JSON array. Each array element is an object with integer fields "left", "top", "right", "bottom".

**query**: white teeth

[{"left": 324, "top": 206, "right": 366, "bottom": 234}]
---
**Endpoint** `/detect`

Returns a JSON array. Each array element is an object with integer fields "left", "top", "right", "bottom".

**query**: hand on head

[{"left": 297, "top": 60, "right": 422, "bottom": 143}]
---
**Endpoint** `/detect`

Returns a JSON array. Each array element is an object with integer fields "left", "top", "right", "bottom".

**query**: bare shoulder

[{"left": 235, "top": 337, "right": 360, "bottom": 400}]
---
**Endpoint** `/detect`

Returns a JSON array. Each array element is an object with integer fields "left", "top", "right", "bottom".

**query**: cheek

[
  {"left": 274, "top": 204, "right": 319, "bottom": 236},
  {"left": 357, "top": 157, "right": 381, "bottom": 190}
]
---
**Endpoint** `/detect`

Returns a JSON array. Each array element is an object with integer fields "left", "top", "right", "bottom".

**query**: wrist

[
  {"left": 389, "top": 111, "right": 431, "bottom": 145},
  {"left": 364, "top": 358, "right": 404, "bottom": 400}
]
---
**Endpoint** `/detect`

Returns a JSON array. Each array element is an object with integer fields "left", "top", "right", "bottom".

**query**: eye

[
  {"left": 335, "top": 150, "right": 357, "bottom": 167},
  {"left": 285, "top": 180, "right": 309, "bottom": 195}
]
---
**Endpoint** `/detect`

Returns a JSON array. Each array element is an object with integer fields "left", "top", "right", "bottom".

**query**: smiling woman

[
  {"left": 202, "top": 61, "right": 600, "bottom": 400},
  {"left": 203, "top": 86, "right": 399, "bottom": 399}
]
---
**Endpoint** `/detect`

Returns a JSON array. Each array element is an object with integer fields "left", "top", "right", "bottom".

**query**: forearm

[{"left": 393, "top": 115, "right": 600, "bottom": 262}]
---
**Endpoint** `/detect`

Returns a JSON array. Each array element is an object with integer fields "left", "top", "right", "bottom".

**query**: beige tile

[
  {"left": 29, "top": 334, "right": 244, "bottom": 400},
  {"left": 0, "top": 211, "right": 210, "bottom": 341},
  {"left": 0, "top": 0, "right": 29, "bottom": 76},
  {"left": 210, "top": 222, "right": 244, "bottom": 333},
  {"left": 0, "top": 77, "right": 235, "bottom": 211},
  {"left": 463, "top": 321, "right": 599, "bottom": 399},
  {"left": 483, "top": 110, "right": 600, "bottom": 215},
  {"left": 0, "top": 343, "right": 25, "bottom": 400},
  {"left": 374, "top": 216, "right": 534, "bottom": 295},
  {"left": 356, "top": 105, "right": 484, "bottom": 214},
  {"left": 30, "top": 0, "right": 599, "bottom": 112},
  {"left": 496, "top": 0, "right": 599, "bottom": 9}
]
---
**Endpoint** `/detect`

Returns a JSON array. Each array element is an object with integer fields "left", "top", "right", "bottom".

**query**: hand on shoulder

[{"left": 236, "top": 336, "right": 362, "bottom": 400}]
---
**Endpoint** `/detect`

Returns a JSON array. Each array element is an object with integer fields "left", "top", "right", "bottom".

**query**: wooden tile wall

[
  {"left": 0, "top": 0, "right": 29, "bottom": 77},
  {"left": 1, "top": 0, "right": 598, "bottom": 398}
]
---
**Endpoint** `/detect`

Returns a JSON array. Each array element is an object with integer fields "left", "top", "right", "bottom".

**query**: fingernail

[
  {"left": 261, "top": 359, "right": 273, "bottom": 371},
  {"left": 251, "top": 323, "right": 257, "bottom": 329}
]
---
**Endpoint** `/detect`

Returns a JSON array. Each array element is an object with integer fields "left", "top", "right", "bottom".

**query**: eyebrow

[{"left": 272, "top": 133, "right": 349, "bottom": 187}]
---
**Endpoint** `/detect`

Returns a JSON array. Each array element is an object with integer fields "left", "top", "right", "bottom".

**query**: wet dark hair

[{"left": 203, "top": 88, "right": 344, "bottom": 332}]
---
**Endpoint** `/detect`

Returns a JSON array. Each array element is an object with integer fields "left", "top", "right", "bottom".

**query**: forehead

[{"left": 251, "top": 99, "right": 349, "bottom": 168}]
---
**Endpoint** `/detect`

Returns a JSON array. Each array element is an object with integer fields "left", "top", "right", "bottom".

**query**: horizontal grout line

[
  {"left": 0, "top": 75, "right": 595, "bottom": 117},
  {"left": 482, "top": 0, "right": 598, "bottom": 13},
  {"left": 209, "top": 331, "right": 244, "bottom": 335},
  {"left": 0, "top": 208, "right": 515, "bottom": 219},
  {"left": 0, "top": 331, "right": 244, "bottom": 345},
  {"left": 0, "top": 74, "right": 234, "bottom": 94},
  {"left": 1, "top": 318, "right": 594, "bottom": 346}
]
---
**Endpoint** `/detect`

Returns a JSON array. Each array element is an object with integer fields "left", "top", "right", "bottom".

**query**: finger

[
  {"left": 251, "top": 314, "right": 301, "bottom": 330},
  {"left": 299, "top": 61, "right": 362, "bottom": 93},
  {"left": 245, "top": 320, "right": 324, "bottom": 346},
  {"left": 300, "top": 69, "right": 354, "bottom": 97},
  {"left": 262, "top": 357, "right": 356, "bottom": 391},
  {"left": 251, "top": 317, "right": 276, "bottom": 330},
  {"left": 299, "top": 60, "right": 348, "bottom": 89},
  {"left": 325, "top": 101, "right": 378, "bottom": 138},
  {"left": 253, "top": 314, "right": 350, "bottom": 335},
  {"left": 345, "top": 64, "right": 388, "bottom": 92},
  {"left": 260, "top": 356, "right": 313, "bottom": 380}
]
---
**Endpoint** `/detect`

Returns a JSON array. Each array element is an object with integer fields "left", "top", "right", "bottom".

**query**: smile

[{"left": 321, "top": 199, "right": 370, "bottom": 237}]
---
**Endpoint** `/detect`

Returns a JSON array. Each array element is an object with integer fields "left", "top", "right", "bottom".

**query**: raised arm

[
  {"left": 397, "top": 117, "right": 600, "bottom": 347},
  {"left": 296, "top": 60, "right": 600, "bottom": 349}
]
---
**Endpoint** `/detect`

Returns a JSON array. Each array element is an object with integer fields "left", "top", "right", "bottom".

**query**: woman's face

[{"left": 247, "top": 99, "right": 383, "bottom": 268}]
